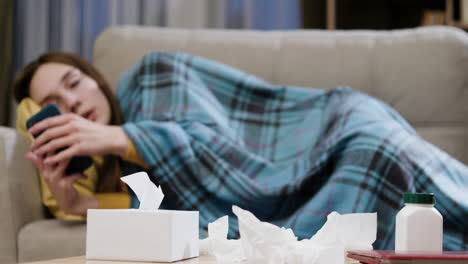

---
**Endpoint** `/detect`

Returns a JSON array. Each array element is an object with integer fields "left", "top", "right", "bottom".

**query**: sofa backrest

[{"left": 93, "top": 26, "right": 468, "bottom": 164}]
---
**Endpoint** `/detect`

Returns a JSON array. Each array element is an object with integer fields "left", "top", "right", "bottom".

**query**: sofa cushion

[
  {"left": 0, "top": 127, "right": 43, "bottom": 264},
  {"left": 94, "top": 26, "right": 468, "bottom": 164},
  {"left": 416, "top": 126, "right": 468, "bottom": 163},
  {"left": 18, "top": 220, "right": 86, "bottom": 262},
  {"left": 94, "top": 26, "right": 468, "bottom": 124}
]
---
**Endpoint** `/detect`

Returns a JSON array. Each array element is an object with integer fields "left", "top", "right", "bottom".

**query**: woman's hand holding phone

[
  {"left": 26, "top": 104, "right": 93, "bottom": 175},
  {"left": 25, "top": 151, "right": 97, "bottom": 215},
  {"left": 25, "top": 104, "right": 129, "bottom": 215},
  {"left": 29, "top": 113, "right": 129, "bottom": 165}
]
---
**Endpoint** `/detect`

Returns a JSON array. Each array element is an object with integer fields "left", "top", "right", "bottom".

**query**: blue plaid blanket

[{"left": 118, "top": 52, "right": 467, "bottom": 250}]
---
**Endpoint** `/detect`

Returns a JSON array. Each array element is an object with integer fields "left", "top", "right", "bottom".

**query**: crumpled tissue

[{"left": 200, "top": 206, "right": 376, "bottom": 264}]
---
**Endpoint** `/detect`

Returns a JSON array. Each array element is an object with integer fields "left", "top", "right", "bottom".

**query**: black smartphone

[{"left": 26, "top": 104, "right": 93, "bottom": 175}]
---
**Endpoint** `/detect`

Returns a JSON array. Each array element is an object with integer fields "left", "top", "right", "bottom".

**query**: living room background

[
  {"left": 1, "top": 0, "right": 461, "bottom": 127},
  {"left": 2, "top": 0, "right": 302, "bottom": 127}
]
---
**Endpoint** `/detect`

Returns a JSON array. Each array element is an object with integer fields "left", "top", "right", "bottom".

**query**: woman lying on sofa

[{"left": 13, "top": 51, "right": 467, "bottom": 250}]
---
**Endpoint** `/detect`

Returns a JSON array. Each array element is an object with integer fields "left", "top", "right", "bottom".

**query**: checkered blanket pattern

[{"left": 118, "top": 52, "right": 467, "bottom": 250}]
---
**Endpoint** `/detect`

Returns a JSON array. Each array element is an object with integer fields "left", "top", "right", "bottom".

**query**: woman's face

[{"left": 29, "top": 62, "right": 111, "bottom": 125}]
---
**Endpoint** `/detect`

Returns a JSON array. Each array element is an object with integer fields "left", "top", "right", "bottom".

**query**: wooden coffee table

[
  {"left": 24, "top": 256, "right": 215, "bottom": 264},
  {"left": 24, "top": 255, "right": 360, "bottom": 264}
]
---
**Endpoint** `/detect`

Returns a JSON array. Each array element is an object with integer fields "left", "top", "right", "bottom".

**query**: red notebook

[{"left": 347, "top": 250, "right": 468, "bottom": 264}]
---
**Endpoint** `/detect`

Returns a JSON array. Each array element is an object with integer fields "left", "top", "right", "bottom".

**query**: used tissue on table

[
  {"left": 86, "top": 172, "right": 199, "bottom": 262},
  {"left": 200, "top": 206, "right": 377, "bottom": 264}
]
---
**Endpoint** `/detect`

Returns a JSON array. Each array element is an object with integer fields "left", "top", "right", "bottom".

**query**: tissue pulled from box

[
  {"left": 200, "top": 206, "right": 376, "bottom": 264},
  {"left": 121, "top": 172, "right": 164, "bottom": 211}
]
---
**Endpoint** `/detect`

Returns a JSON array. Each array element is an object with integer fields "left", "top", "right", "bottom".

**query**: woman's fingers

[
  {"left": 31, "top": 121, "right": 77, "bottom": 151},
  {"left": 28, "top": 113, "right": 76, "bottom": 134},
  {"left": 44, "top": 144, "right": 82, "bottom": 165},
  {"left": 25, "top": 151, "right": 45, "bottom": 171},
  {"left": 29, "top": 113, "right": 78, "bottom": 139},
  {"left": 34, "top": 133, "right": 78, "bottom": 156},
  {"left": 42, "top": 154, "right": 57, "bottom": 182},
  {"left": 29, "top": 112, "right": 122, "bottom": 164},
  {"left": 42, "top": 153, "right": 68, "bottom": 182}
]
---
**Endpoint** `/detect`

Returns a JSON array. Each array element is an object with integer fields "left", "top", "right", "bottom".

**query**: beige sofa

[{"left": 1, "top": 25, "right": 467, "bottom": 263}]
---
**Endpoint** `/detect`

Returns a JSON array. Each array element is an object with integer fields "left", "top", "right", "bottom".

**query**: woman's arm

[{"left": 17, "top": 98, "right": 132, "bottom": 217}]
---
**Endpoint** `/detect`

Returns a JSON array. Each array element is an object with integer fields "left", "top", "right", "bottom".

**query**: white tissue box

[{"left": 86, "top": 209, "right": 199, "bottom": 262}]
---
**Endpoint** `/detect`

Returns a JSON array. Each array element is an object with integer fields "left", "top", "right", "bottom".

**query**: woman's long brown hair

[{"left": 13, "top": 51, "right": 123, "bottom": 193}]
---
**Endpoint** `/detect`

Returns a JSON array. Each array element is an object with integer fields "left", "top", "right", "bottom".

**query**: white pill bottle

[{"left": 395, "top": 192, "right": 443, "bottom": 252}]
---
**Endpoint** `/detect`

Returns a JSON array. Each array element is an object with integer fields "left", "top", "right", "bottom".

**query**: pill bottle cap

[{"left": 403, "top": 192, "right": 435, "bottom": 204}]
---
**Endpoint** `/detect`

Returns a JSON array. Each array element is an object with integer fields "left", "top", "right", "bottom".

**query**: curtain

[
  {"left": 11, "top": 0, "right": 301, "bottom": 125},
  {"left": 13, "top": 0, "right": 301, "bottom": 65},
  {"left": 0, "top": 0, "right": 14, "bottom": 126}
]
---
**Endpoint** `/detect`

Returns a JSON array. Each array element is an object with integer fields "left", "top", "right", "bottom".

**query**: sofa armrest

[{"left": 0, "top": 126, "right": 44, "bottom": 264}]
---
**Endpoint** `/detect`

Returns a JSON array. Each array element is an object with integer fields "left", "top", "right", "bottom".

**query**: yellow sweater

[{"left": 16, "top": 98, "right": 146, "bottom": 220}]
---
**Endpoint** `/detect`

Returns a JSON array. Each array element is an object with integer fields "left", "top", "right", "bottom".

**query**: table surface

[
  {"left": 24, "top": 255, "right": 361, "bottom": 264},
  {"left": 24, "top": 256, "right": 213, "bottom": 264}
]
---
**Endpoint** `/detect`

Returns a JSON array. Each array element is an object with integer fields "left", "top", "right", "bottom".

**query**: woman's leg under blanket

[{"left": 288, "top": 90, "right": 468, "bottom": 250}]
